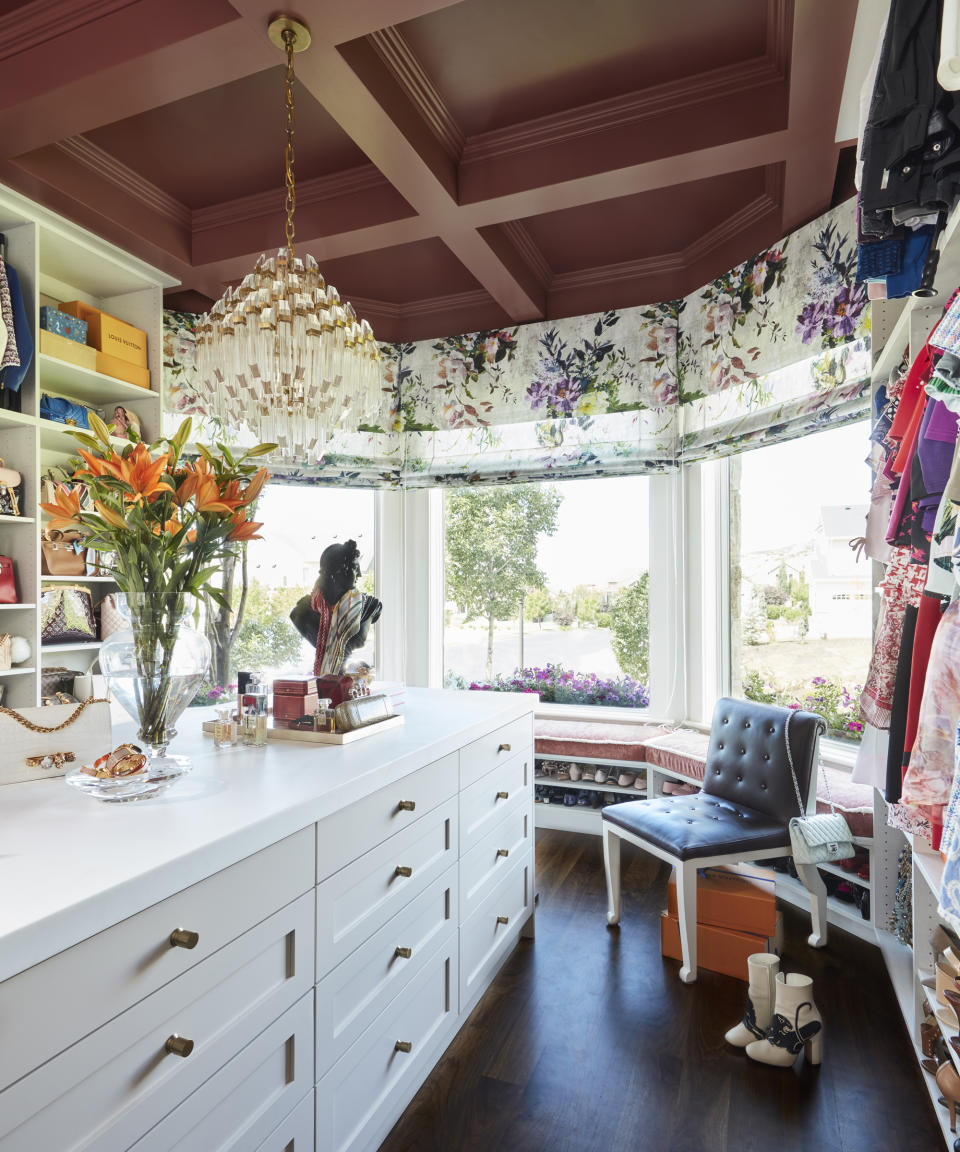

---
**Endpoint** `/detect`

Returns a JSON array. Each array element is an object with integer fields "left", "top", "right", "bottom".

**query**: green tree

[
  {"left": 609, "top": 573, "right": 650, "bottom": 681},
  {"left": 445, "top": 486, "right": 561, "bottom": 677},
  {"left": 231, "top": 580, "right": 309, "bottom": 674},
  {"left": 525, "top": 585, "right": 552, "bottom": 625},
  {"left": 575, "top": 587, "right": 602, "bottom": 627}
]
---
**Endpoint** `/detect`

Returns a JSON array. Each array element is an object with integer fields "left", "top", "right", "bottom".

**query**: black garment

[
  {"left": 885, "top": 603, "right": 918, "bottom": 803},
  {"left": 861, "top": 0, "right": 960, "bottom": 215}
]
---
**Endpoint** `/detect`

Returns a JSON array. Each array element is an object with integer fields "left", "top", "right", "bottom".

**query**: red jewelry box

[
  {"left": 272, "top": 677, "right": 320, "bottom": 696},
  {"left": 316, "top": 675, "right": 355, "bottom": 707},
  {"left": 273, "top": 692, "right": 320, "bottom": 720}
]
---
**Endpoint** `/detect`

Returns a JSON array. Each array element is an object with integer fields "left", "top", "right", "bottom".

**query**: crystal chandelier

[{"left": 195, "top": 16, "right": 383, "bottom": 462}]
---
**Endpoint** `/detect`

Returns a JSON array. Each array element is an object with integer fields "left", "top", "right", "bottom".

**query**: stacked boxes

[
  {"left": 660, "top": 863, "right": 782, "bottom": 980},
  {"left": 60, "top": 301, "right": 150, "bottom": 389}
]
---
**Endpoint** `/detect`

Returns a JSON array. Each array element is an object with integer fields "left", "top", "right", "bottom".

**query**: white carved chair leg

[
  {"left": 794, "top": 861, "right": 828, "bottom": 948},
  {"left": 603, "top": 824, "right": 622, "bottom": 927},
  {"left": 675, "top": 860, "right": 698, "bottom": 983}
]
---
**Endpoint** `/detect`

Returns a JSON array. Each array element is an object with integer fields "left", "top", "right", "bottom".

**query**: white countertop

[{"left": 0, "top": 688, "right": 534, "bottom": 983}]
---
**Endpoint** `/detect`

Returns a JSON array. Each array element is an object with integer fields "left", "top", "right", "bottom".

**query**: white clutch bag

[{"left": 0, "top": 699, "right": 112, "bottom": 785}]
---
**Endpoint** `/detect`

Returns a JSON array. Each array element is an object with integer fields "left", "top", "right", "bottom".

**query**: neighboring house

[{"left": 809, "top": 504, "right": 871, "bottom": 639}]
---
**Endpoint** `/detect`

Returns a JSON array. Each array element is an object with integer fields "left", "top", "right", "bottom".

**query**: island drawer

[
  {"left": 0, "top": 827, "right": 314, "bottom": 1094},
  {"left": 459, "top": 800, "right": 532, "bottom": 922},
  {"left": 459, "top": 715, "right": 534, "bottom": 790},
  {"left": 459, "top": 750, "right": 531, "bottom": 853},
  {"left": 0, "top": 892, "right": 313, "bottom": 1152},
  {"left": 317, "top": 753, "right": 457, "bottom": 882},
  {"left": 460, "top": 850, "right": 532, "bottom": 1010},
  {"left": 316, "top": 797, "right": 457, "bottom": 981}
]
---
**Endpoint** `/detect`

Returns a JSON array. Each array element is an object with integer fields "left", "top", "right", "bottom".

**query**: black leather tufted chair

[{"left": 602, "top": 697, "right": 827, "bottom": 983}]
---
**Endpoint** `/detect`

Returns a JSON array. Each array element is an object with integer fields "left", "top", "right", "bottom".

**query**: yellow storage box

[{"left": 60, "top": 301, "right": 147, "bottom": 367}]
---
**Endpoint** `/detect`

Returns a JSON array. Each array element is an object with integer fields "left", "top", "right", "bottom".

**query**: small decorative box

[
  {"left": 273, "top": 692, "right": 320, "bottom": 720},
  {"left": 40, "top": 307, "right": 88, "bottom": 345},
  {"left": 273, "top": 677, "right": 320, "bottom": 696}
]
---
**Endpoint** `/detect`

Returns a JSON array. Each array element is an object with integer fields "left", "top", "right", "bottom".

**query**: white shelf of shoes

[{"left": 535, "top": 803, "right": 605, "bottom": 835}]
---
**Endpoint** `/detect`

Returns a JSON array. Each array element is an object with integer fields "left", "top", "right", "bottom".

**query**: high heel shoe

[
  {"left": 938, "top": 1061, "right": 960, "bottom": 1132},
  {"left": 745, "top": 972, "right": 822, "bottom": 1067},
  {"left": 725, "top": 953, "right": 779, "bottom": 1047}
]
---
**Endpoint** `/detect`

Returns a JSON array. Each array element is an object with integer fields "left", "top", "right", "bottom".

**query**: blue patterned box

[{"left": 39, "top": 306, "right": 87, "bottom": 345}]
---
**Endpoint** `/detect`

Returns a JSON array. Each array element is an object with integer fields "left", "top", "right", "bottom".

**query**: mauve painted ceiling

[
  {"left": 84, "top": 69, "right": 367, "bottom": 210},
  {"left": 521, "top": 168, "right": 770, "bottom": 272},
  {"left": 0, "top": 0, "right": 860, "bottom": 340},
  {"left": 396, "top": 0, "right": 769, "bottom": 135}
]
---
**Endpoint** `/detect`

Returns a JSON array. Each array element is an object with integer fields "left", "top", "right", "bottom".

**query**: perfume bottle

[
  {"left": 240, "top": 674, "right": 268, "bottom": 747},
  {"left": 316, "top": 697, "right": 335, "bottom": 733},
  {"left": 213, "top": 704, "right": 237, "bottom": 750}
]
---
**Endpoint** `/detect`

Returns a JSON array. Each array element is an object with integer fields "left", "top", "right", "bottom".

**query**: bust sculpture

[{"left": 290, "top": 539, "right": 383, "bottom": 676}]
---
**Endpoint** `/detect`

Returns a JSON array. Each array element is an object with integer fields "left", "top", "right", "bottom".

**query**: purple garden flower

[
  {"left": 795, "top": 298, "right": 827, "bottom": 343},
  {"left": 824, "top": 284, "right": 866, "bottom": 339}
]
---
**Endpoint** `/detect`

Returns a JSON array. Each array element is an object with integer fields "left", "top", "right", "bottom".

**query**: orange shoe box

[
  {"left": 666, "top": 863, "right": 777, "bottom": 937},
  {"left": 94, "top": 350, "right": 151, "bottom": 390},
  {"left": 660, "top": 910, "right": 783, "bottom": 982}
]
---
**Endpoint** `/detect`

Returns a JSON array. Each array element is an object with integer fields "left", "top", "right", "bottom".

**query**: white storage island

[{"left": 0, "top": 688, "right": 535, "bottom": 1152}]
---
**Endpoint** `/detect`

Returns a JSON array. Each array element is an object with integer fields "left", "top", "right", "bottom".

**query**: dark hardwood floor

[{"left": 381, "top": 829, "right": 943, "bottom": 1152}]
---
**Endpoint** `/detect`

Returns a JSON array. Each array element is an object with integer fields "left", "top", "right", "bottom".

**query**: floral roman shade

[
  {"left": 678, "top": 203, "right": 871, "bottom": 461},
  {"left": 162, "top": 199, "right": 870, "bottom": 487}
]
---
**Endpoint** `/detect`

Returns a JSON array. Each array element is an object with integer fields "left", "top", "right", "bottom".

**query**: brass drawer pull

[
  {"left": 497, "top": 848, "right": 510, "bottom": 858},
  {"left": 395, "top": 946, "right": 413, "bottom": 959},
  {"left": 496, "top": 791, "right": 509, "bottom": 800},
  {"left": 397, "top": 800, "right": 416, "bottom": 812},
  {"left": 164, "top": 1034, "right": 194, "bottom": 1058},
  {"left": 169, "top": 928, "right": 199, "bottom": 950},
  {"left": 496, "top": 915, "right": 510, "bottom": 926},
  {"left": 395, "top": 865, "right": 413, "bottom": 878},
  {"left": 395, "top": 1040, "right": 412, "bottom": 1053},
  {"left": 498, "top": 743, "right": 511, "bottom": 753}
]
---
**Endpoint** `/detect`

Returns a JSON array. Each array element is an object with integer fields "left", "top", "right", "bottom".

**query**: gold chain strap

[
  {"left": 282, "top": 28, "right": 297, "bottom": 256},
  {"left": 0, "top": 697, "right": 109, "bottom": 733}
]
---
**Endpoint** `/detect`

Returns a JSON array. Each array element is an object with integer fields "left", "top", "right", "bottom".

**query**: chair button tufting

[
  {"left": 764, "top": 754, "right": 769, "bottom": 761},
  {"left": 718, "top": 742, "right": 724, "bottom": 749},
  {"left": 769, "top": 726, "right": 775, "bottom": 734},
  {"left": 761, "top": 783, "right": 767, "bottom": 790},
  {"left": 737, "top": 775, "right": 743, "bottom": 782},
  {"left": 744, "top": 721, "right": 751, "bottom": 728},
  {"left": 715, "top": 769, "right": 721, "bottom": 775}
]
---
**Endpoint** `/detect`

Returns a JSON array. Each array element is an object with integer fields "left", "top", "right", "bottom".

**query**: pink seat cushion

[
  {"left": 534, "top": 719, "right": 670, "bottom": 763},
  {"left": 639, "top": 730, "right": 710, "bottom": 782},
  {"left": 816, "top": 766, "right": 874, "bottom": 839}
]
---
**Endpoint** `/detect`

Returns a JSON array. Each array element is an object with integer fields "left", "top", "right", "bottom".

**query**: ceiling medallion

[{"left": 195, "top": 16, "right": 382, "bottom": 462}]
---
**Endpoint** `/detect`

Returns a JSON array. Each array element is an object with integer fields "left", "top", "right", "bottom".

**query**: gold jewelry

[
  {"left": 0, "top": 697, "right": 110, "bottom": 734},
  {"left": 25, "top": 751, "right": 75, "bottom": 768}
]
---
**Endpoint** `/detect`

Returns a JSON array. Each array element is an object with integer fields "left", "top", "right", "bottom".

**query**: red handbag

[{"left": 0, "top": 556, "right": 16, "bottom": 604}]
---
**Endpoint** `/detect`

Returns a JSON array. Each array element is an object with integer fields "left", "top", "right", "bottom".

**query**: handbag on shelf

[
  {"left": 39, "top": 393, "right": 99, "bottom": 430},
  {"left": 0, "top": 458, "right": 22, "bottom": 517},
  {"left": 782, "top": 711, "right": 855, "bottom": 865},
  {"left": 0, "top": 555, "right": 17, "bottom": 604},
  {"left": 41, "top": 666, "right": 75, "bottom": 698},
  {"left": 98, "top": 592, "right": 127, "bottom": 640},
  {"left": 0, "top": 633, "right": 10, "bottom": 672},
  {"left": 41, "top": 584, "right": 97, "bottom": 645},
  {"left": 0, "top": 699, "right": 112, "bottom": 786},
  {"left": 86, "top": 549, "right": 115, "bottom": 577},
  {"left": 41, "top": 465, "right": 89, "bottom": 509},
  {"left": 41, "top": 529, "right": 88, "bottom": 576}
]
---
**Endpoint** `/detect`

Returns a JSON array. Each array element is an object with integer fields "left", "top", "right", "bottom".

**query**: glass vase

[{"left": 100, "top": 595, "right": 210, "bottom": 779}]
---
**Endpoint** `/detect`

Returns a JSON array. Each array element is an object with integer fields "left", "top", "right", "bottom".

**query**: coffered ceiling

[{"left": 0, "top": 0, "right": 860, "bottom": 341}]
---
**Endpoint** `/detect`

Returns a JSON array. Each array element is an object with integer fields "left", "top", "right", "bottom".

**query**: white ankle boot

[
  {"left": 725, "top": 953, "right": 780, "bottom": 1047},
  {"left": 746, "top": 972, "right": 823, "bottom": 1067}
]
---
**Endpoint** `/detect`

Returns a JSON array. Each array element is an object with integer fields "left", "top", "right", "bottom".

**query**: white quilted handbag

[{"left": 0, "top": 699, "right": 112, "bottom": 785}]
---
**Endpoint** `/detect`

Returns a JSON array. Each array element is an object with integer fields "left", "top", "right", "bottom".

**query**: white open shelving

[{"left": 0, "top": 182, "right": 174, "bottom": 707}]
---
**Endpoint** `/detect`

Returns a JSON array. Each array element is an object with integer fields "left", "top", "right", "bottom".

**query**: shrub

[
  {"left": 743, "top": 672, "right": 864, "bottom": 740},
  {"left": 465, "top": 663, "right": 650, "bottom": 709}
]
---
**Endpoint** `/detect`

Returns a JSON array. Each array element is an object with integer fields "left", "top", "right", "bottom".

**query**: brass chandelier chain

[{"left": 283, "top": 28, "right": 297, "bottom": 256}]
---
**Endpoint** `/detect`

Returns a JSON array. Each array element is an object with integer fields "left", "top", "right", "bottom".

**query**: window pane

[
  {"left": 729, "top": 423, "right": 871, "bottom": 740},
  {"left": 203, "top": 484, "right": 376, "bottom": 692},
  {"left": 443, "top": 477, "right": 651, "bottom": 709}
]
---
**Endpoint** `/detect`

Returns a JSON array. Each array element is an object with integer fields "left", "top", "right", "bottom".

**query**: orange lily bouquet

[
  {"left": 39, "top": 415, "right": 275, "bottom": 759},
  {"left": 40, "top": 415, "right": 273, "bottom": 609}
]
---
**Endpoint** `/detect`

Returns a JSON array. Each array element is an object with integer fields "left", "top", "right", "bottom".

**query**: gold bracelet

[{"left": 25, "top": 751, "right": 76, "bottom": 769}]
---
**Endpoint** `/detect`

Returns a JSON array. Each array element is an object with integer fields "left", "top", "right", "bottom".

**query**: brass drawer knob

[
  {"left": 497, "top": 848, "right": 510, "bottom": 858},
  {"left": 498, "top": 743, "right": 511, "bottom": 753},
  {"left": 395, "top": 865, "right": 413, "bottom": 878},
  {"left": 397, "top": 800, "right": 416, "bottom": 812},
  {"left": 394, "top": 946, "right": 413, "bottom": 959},
  {"left": 496, "top": 915, "right": 510, "bottom": 926},
  {"left": 164, "top": 1034, "right": 194, "bottom": 1058},
  {"left": 496, "top": 791, "right": 509, "bottom": 800},
  {"left": 395, "top": 1040, "right": 412, "bottom": 1053},
  {"left": 169, "top": 928, "right": 199, "bottom": 950}
]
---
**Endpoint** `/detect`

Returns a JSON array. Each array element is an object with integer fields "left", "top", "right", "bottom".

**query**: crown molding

[
  {"left": 349, "top": 288, "right": 492, "bottom": 322},
  {"left": 191, "top": 164, "right": 390, "bottom": 233},
  {"left": 499, "top": 220, "right": 553, "bottom": 291},
  {"left": 368, "top": 26, "right": 464, "bottom": 162},
  {"left": 0, "top": 0, "right": 139, "bottom": 62},
  {"left": 55, "top": 134, "right": 192, "bottom": 229},
  {"left": 766, "top": 0, "right": 793, "bottom": 76},
  {"left": 462, "top": 55, "right": 785, "bottom": 166},
  {"left": 684, "top": 193, "right": 779, "bottom": 263}
]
